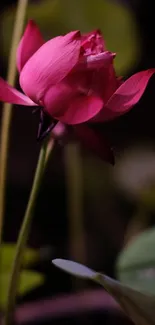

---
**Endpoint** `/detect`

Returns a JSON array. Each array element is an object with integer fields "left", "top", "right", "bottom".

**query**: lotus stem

[
  {"left": 65, "top": 143, "right": 86, "bottom": 289},
  {"left": 4, "top": 138, "right": 53, "bottom": 325},
  {"left": 0, "top": 0, "right": 29, "bottom": 244}
]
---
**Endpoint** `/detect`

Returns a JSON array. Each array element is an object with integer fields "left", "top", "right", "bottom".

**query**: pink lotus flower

[{"left": 0, "top": 20, "right": 154, "bottom": 153}]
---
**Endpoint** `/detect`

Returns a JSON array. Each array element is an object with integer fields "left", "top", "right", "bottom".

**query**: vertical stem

[
  {"left": 4, "top": 140, "right": 50, "bottom": 325},
  {"left": 65, "top": 143, "right": 86, "bottom": 288},
  {"left": 0, "top": 0, "right": 29, "bottom": 244}
]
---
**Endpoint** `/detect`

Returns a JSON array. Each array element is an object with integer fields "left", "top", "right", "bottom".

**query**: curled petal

[
  {"left": 55, "top": 94, "right": 104, "bottom": 124},
  {"left": 95, "top": 69, "right": 155, "bottom": 122},
  {"left": 0, "top": 77, "right": 37, "bottom": 106},
  {"left": 86, "top": 51, "right": 115, "bottom": 69},
  {"left": 20, "top": 31, "right": 81, "bottom": 103},
  {"left": 44, "top": 81, "right": 103, "bottom": 124},
  {"left": 17, "top": 20, "right": 44, "bottom": 72},
  {"left": 44, "top": 82, "right": 76, "bottom": 118},
  {"left": 77, "top": 51, "right": 115, "bottom": 71}
]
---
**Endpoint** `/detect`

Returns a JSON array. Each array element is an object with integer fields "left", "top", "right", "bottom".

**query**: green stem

[
  {"left": 0, "top": 0, "right": 29, "bottom": 244},
  {"left": 65, "top": 143, "right": 86, "bottom": 289},
  {"left": 4, "top": 140, "right": 50, "bottom": 325}
]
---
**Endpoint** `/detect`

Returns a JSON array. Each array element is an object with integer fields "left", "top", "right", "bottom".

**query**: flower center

[{"left": 81, "top": 31, "right": 105, "bottom": 56}]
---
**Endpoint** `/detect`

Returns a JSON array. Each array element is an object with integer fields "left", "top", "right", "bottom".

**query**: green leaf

[
  {"left": 0, "top": 270, "right": 44, "bottom": 310},
  {"left": 2, "top": 0, "right": 140, "bottom": 74},
  {"left": 0, "top": 243, "right": 39, "bottom": 272},
  {"left": 96, "top": 273, "right": 155, "bottom": 325},
  {"left": 116, "top": 227, "right": 155, "bottom": 295},
  {"left": 52, "top": 259, "right": 155, "bottom": 325}
]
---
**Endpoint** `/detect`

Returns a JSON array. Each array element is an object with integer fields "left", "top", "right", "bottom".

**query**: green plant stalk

[
  {"left": 0, "top": 0, "right": 29, "bottom": 244},
  {"left": 65, "top": 143, "right": 86, "bottom": 289},
  {"left": 4, "top": 139, "right": 51, "bottom": 325}
]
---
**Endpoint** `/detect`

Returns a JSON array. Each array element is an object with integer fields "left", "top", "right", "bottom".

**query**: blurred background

[{"left": 1, "top": 0, "right": 155, "bottom": 324}]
